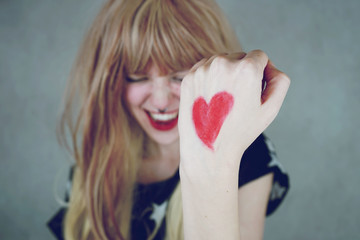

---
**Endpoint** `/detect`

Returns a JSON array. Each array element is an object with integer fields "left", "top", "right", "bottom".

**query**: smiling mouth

[
  {"left": 149, "top": 111, "right": 178, "bottom": 121},
  {"left": 145, "top": 111, "right": 178, "bottom": 131}
]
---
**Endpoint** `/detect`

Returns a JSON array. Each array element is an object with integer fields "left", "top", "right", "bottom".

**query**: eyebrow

[{"left": 128, "top": 70, "right": 189, "bottom": 78}]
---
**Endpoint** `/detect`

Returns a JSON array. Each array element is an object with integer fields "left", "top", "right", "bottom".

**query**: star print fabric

[
  {"left": 238, "top": 134, "right": 290, "bottom": 215},
  {"left": 130, "top": 134, "right": 290, "bottom": 239},
  {"left": 131, "top": 171, "right": 179, "bottom": 240},
  {"left": 47, "top": 134, "right": 289, "bottom": 240}
]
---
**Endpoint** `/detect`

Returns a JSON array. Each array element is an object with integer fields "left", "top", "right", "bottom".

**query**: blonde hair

[{"left": 58, "top": 0, "right": 241, "bottom": 239}]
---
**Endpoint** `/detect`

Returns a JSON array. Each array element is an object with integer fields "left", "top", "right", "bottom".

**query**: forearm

[{"left": 180, "top": 163, "right": 241, "bottom": 240}]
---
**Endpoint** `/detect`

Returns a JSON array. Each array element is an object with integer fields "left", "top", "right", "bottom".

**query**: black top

[{"left": 47, "top": 134, "right": 289, "bottom": 240}]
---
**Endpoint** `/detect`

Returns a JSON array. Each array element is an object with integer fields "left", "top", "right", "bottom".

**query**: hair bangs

[{"left": 123, "top": 0, "right": 236, "bottom": 76}]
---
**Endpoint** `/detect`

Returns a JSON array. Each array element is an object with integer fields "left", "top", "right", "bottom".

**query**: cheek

[{"left": 125, "top": 84, "right": 148, "bottom": 107}]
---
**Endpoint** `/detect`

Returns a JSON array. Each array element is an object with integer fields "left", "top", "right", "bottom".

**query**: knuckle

[
  {"left": 252, "top": 49, "right": 268, "bottom": 58},
  {"left": 211, "top": 55, "right": 228, "bottom": 66},
  {"left": 190, "top": 58, "right": 207, "bottom": 73},
  {"left": 239, "top": 57, "right": 257, "bottom": 72}
]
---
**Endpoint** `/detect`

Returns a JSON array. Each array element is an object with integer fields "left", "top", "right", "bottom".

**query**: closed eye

[
  {"left": 171, "top": 70, "right": 189, "bottom": 82},
  {"left": 125, "top": 76, "right": 148, "bottom": 83},
  {"left": 171, "top": 76, "right": 183, "bottom": 82}
]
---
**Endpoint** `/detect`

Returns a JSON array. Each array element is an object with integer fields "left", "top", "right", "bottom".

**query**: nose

[{"left": 150, "top": 79, "right": 171, "bottom": 111}]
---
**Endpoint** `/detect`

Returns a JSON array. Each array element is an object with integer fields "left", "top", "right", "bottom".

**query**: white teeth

[{"left": 149, "top": 112, "right": 178, "bottom": 121}]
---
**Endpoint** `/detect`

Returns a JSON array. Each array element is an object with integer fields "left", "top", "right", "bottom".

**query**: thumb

[{"left": 261, "top": 61, "right": 290, "bottom": 119}]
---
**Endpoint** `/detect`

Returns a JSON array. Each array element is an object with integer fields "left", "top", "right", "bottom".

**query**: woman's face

[{"left": 124, "top": 65, "right": 188, "bottom": 147}]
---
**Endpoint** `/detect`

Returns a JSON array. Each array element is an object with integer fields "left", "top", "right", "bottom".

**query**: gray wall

[{"left": 0, "top": 0, "right": 359, "bottom": 239}]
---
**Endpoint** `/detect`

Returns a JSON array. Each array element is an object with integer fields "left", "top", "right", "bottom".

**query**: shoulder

[
  {"left": 239, "top": 134, "right": 273, "bottom": 185},
  {"left": 47, "top": 208, "right": 66, "bottom": 240},
  {"left": 47, "top": 166, "right": 74, "bottom": 240},
  {"left": 239, "top": 134, "right": 290, "bottom": 215}
]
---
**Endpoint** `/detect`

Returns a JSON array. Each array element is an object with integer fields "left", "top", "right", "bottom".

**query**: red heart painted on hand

[{"left": 192, "top": 91, "right": 234, "bottom": 150}]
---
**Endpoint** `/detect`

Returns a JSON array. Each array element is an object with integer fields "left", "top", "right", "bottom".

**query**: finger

[
  {"left": 203, "top": 54, "right": 221, "bottom": 68},
  {"left": 226, "top": 52, "right": 247, "bottom": 61},
  {"left": 261, "top": 61, "right": 290, "bottom": 118},
  {"left": 207, "top": 52, "right": 246, "bottom": 67},
  {"left": 241, "top": 50, "right": 269, "bottom": 73},
  {"left": 189, "top": 58, "right": 208, "bottom": 73}
]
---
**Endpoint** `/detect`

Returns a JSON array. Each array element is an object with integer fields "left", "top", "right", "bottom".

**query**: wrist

[
  {"left": 179, "top": 158, "right": 239, "bottom": 197},
  {"left": 180, "top": 164, "right": 241, "bottom": 240}
]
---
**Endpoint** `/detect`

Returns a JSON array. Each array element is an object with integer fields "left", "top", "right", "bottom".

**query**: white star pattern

[
  {"left": 270, "top": 181, "right": 286, "bottom": 201},
  {"left": 268, "top": 156, "right": 286, "bottom": 173},
  {"left": 149, "top": 201, "right": 168, "bottom": 235},
  {"left": 264, "top": 137, "right": 286, "bottom": 173}
]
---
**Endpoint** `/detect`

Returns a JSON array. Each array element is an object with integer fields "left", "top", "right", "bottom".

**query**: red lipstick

[{"left": 146, "top": 112, "right": 178, "bottom": 131}]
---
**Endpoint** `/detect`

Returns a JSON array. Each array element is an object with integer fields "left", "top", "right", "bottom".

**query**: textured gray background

[{"left": 1, "top": 0, "right": 359, "bottom": 239}]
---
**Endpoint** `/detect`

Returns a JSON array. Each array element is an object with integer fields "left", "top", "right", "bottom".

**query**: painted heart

[{"left": 192, "top": 91, "right": 234, "bottom": 150}]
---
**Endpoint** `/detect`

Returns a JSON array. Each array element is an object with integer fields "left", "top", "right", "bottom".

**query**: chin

[{"left": 146, "top": 127, "right": 180, "bottom": 147}]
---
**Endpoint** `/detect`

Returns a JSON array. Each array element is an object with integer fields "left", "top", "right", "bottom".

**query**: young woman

[{"left": 48, "top": 0, "right": 290, "bottom": 239}]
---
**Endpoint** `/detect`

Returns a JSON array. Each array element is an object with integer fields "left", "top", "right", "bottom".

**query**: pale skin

[
  {"left": 179, "top": 50, "right": 290, "bottom": 239},
  {"left": 125, "top": 50, "right": 290, "bottom": 239}
]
